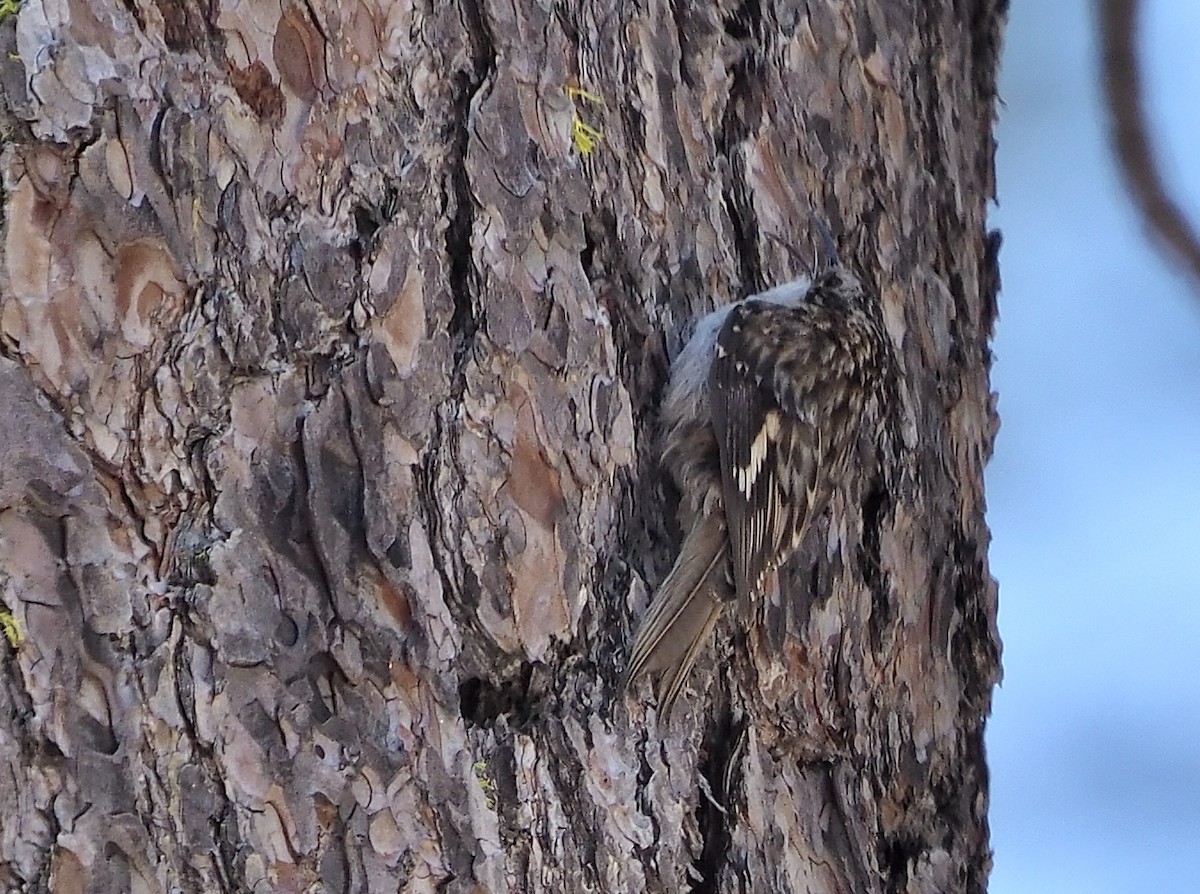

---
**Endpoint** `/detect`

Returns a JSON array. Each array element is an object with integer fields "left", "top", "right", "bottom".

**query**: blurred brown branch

[{"left": 1099, "top": 0, "right": 1200, "bottom": 287}]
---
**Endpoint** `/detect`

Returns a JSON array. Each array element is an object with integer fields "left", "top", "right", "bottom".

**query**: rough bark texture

[{"left": 0, "top": 1, "right": 1004, "bottom": 892}]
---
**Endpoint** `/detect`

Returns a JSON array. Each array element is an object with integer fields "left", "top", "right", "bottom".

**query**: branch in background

[{"left": 1099, "top": 0, "right": 1200, "bottom": 287}]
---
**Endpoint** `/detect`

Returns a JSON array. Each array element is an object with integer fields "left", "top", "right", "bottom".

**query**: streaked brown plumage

[{"left": 624, "top": 265, "right": 896, "bottom": 714}]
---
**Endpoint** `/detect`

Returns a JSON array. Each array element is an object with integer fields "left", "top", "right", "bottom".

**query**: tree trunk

[{"left": 0, "top": 1, "right": 1004, "bottom": 891}]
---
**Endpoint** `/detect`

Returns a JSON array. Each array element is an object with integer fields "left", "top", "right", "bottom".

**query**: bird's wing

[{"left": 708, "top": 299, "right": 828, "bottom": 604}]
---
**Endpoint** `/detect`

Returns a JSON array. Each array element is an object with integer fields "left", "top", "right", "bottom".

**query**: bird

[{"left": 623, "top": 240, "right": 897, "bottom": 714}]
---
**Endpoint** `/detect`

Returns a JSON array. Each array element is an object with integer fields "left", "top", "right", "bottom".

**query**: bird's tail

[{"left": 624, "top": 510, "right": 729, "bottom": 715}]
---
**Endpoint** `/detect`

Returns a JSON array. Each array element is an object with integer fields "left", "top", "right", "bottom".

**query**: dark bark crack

[
  {"left": 717, "top": 0, "right": 767, "bottom": 295},
  {"left": 691, "top": 705, "right": 739, "bottom": 894},
  {"left": 444, "top": 0, "right": 494, "bottom": 398},
  {"left": 458, "top": 662, "right": 537, "bottom": 729},
  {"left": 860, "top": 482, "right": 894, "bottom": 653}
]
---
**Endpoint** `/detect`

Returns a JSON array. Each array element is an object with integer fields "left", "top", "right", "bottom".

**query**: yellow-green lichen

[
  {"left": 473, "top": 759, "right": 498, "bottom": 811},
  {"left": 0, "top": 609, "right": 22, "bottom": 649},
  {"left": 566, "top": 86, "right": 605, "bottom": 156}
]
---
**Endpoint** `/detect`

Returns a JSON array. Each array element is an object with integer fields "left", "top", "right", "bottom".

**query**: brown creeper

[{"left": 624, "top": 261, "right": 897, "bottom": 714}]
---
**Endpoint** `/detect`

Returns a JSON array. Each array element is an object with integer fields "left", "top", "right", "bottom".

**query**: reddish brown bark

[{"left": 0, "top": 1, "right": 1003, "bottom": 891}]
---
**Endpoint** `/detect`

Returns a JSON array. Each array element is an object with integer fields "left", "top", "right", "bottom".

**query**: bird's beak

[
  {"left": 810, "top": 215, "right": 841, "bottom": 271},
  {"left": 766, "top": 215, "right": 842, "bottom": 276}
]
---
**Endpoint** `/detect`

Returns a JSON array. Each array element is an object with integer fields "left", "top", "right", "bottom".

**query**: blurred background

[{"left": 987, "top": 1, "right": 1200, "bottom": 891}]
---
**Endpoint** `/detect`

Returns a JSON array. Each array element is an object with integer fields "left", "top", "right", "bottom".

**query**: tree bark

[{"left": 0, "top": 1, "right": 1004, "bottom": 892}]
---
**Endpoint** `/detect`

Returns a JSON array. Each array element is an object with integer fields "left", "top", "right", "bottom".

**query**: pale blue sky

[{"left": 988, "top": 1, "right": 1200, "bottom": 891}]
